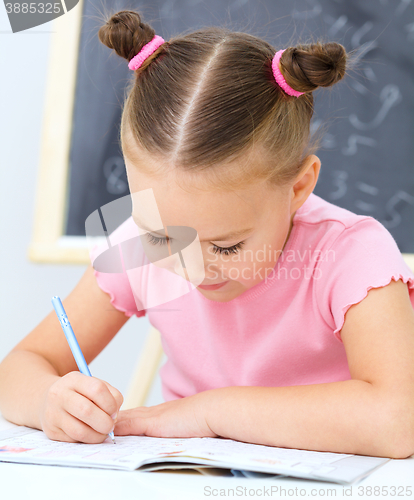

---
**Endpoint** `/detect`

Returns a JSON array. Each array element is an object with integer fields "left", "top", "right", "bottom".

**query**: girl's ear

[{"left": 290, "top": 155, "right": 321, "bottom": 212}]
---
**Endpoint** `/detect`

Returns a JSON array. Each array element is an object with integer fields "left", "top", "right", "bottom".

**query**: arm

[
  {"left": 0, "top": 265, "right": 129, "bottom": 430},
  {"left": 202, "top": 279, "right": 414, "bottom": 459}
]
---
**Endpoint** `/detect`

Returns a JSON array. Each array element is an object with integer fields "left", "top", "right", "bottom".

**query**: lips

[{"left": 197, "top": 281, "right": 229, "bottom": 290}]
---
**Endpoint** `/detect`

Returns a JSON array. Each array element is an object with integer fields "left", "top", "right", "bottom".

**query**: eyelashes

[
  {"left": 210, "top": 241, "right": 245, "bottom": 255},
  {"left": 145, "top": 233, "right": 245, "bottom": 255}
]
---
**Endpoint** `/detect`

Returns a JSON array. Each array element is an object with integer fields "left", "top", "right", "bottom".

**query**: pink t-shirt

[{"left": 89, "top": 192, "right": 414, "bottom": 402}]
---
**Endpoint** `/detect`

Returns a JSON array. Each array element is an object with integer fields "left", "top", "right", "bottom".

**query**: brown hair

[{"left": 98, "top": 9, "right": 348, "bottom": 191}]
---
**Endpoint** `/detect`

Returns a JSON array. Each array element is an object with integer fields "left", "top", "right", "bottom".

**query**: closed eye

[
  {"left": 211, "top": 241, "right": 245, "bottom": 255},
  {"left": 145, "top": 233, "right": 245, "bottom": 255},
  {"left": 146, "top": 233, "right": 169, "bottom": 247}
]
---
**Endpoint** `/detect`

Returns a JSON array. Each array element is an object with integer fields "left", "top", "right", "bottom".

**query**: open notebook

[{"left": 0, "top": 425, "right": 389, "bottom": 485}]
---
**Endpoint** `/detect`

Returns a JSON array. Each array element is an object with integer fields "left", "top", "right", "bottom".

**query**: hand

[
  {"left": 114, "top": 392, "right": 218, "bottom": 439},
  {"left": 39, "top": 371, "right": 123, "bottom": 444}
]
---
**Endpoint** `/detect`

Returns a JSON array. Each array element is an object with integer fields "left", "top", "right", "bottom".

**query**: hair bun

[
  {"left": 98, "top": 10, "right": 156, "bottom": 64},
  {"left": 279, "top": 41, "right": 347, "bottom": 93}
]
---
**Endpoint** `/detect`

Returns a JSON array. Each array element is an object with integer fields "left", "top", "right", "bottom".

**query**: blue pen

[{"left": 51, "top": 296, "right": 116, "bottom": 444}]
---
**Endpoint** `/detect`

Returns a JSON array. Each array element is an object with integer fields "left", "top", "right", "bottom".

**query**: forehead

[{"left": 124, "top": 156, "right": 286, "bottom": 234}]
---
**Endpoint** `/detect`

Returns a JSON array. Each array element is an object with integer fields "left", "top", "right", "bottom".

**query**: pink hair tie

[
  {"left": 128, "top": 34, "right": 165, "bottom": 71},
  {"left": 272, "top": 49, "right": 304, "bottom": 97}
]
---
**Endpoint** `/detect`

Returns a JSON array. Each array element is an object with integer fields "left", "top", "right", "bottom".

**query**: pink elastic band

[
  {"left": 272, "top": 49, "right": 304, "bottom": 97},
  {"left": 128, "top": 34, "right": 165, "bottom": 71}
]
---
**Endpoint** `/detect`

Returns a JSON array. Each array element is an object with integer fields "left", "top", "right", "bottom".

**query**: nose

[
  {"left": 202, "top": 260, "right": 224, "bottom": 282},
  {"left": 171, "top": 246, "right": 222, "bottom": 284},
  {"left": 171, "top": 248, "right": 208, "bottom": 283}
]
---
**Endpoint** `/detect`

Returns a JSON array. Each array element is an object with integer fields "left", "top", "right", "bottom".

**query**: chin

[{"left": 197, "top": 282, "right": 247, "bottom": 302}]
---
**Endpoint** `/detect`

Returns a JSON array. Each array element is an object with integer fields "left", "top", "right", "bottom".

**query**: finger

[
  {"left": 58, "top": 410, "right": 110, "bottom": 444},
  {"left": 64, "top": 372, "right": 119, "bottom": 418},
  {"left": 62, "top": 389, "right": 115, "bottom": 436},
  {"left": 44, "top": 420, "right": 78, "bottom": 443},
  {"left": 114, "top": 408, "right": 152, "bottom": 436}
]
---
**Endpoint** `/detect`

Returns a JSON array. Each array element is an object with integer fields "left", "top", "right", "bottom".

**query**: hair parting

[{"left": 98, "top": 9, "right": 348, "bottom": 191}]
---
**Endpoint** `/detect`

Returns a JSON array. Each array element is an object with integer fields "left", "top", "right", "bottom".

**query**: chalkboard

[{"left": 64, "top": 0, "right": 414, "bottom": 253}]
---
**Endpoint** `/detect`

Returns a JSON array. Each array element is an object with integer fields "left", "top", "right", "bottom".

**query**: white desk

[{"left": 0, "top": 414, "right": 413, "bottom": 500}]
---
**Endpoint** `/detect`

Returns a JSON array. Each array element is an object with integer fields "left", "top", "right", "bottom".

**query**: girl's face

[{"left": 124, "top": 152, "right": 319, "bottom": 302}]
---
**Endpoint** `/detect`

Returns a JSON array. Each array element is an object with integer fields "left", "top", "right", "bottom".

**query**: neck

[{"left": 282, "top": 211, "right": 296, "bottom": 251}]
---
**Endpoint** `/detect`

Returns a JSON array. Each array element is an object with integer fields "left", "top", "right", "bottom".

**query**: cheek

[{"left": 203, "top": 245, "right": 220, "bottom": 264}]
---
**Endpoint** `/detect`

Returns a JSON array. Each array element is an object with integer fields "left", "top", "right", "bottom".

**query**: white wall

[{"left": 0, "top": 7, "right": 164, "bottom": 408}]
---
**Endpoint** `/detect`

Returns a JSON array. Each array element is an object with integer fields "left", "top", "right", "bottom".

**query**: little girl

[{"left": 1, "top": 9, "right": 413, "bottom": 459}]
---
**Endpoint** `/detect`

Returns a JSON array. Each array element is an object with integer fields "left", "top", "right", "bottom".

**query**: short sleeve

[
  {"left": 315, "top": 217, "right": 414, "bottom": 343},
  {"left": 89, "top": 217, "right": 146, "bottom": 318}
]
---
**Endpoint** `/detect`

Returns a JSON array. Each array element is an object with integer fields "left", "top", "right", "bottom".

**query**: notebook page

[
  {"left": 0, "top": 426, "right": 390, "bottom": 483},
  {"left": 0, "top": 427, "right": 193, "bottom": 470},
  {"left": 179, "top": 437, "right": 390, "bottom": 484}
]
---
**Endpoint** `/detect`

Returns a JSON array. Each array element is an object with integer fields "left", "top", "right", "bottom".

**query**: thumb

[{"left": 113, "top": 408, "right": 150, "bottom": 436}]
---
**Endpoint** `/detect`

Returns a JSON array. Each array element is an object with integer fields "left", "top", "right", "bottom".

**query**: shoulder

[
  {"left": 89, "top": 215, "right": 141, "bottom": 262},
  {"left": 88, "top": 215, "right": 147, "bottom": 318},
  {"left": 293, "top": 192, "right": 397, "bottom": 252},
  {"left": 300, "top": 196, "right": 414, "bottom": 341},
  {"left": 295, "top": 192, "right": 376, "bottom": 230}
]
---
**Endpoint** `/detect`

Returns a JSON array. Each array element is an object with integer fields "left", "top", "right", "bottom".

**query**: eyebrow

[{"left": 132, "top": 216, "right": 253, "bottom": 242}]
